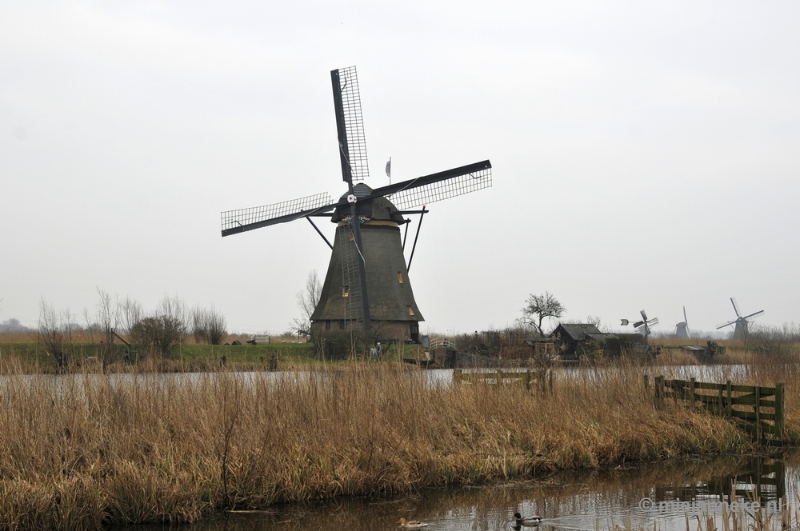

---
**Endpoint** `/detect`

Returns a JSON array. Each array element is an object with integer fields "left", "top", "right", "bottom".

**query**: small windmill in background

[
  {"left": 674, "top": 306, "right": 690, "bottom": 339},
  {"left": 717, "top": 298, "right": 764, "bottom": 340},
  {"left": 633, "top": 310, "right": 659, "bottom": 341}
]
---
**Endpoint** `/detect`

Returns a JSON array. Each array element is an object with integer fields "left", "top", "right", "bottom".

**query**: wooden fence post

[
  {"left": 726, "top": 380, "right": 732, "bottom": 419},
  {"left": 643, "top": 375, "right": 649, "bottom": 390},
  {"left": 755, "top": 385, "right": 761, "bottom": 443},
  {"left": 655, "top": 375, "right": 663, "bottom": 404},
  {"left": 776, "top": 383, "right": 785, "bottom": 440},
  {"left": 689, "top": 378, "right": 696, "bottom": 408}
]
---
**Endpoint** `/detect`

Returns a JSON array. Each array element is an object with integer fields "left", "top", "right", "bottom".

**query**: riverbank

[{"left": 0, "top": 359, "right": 797, "bottom": 530}]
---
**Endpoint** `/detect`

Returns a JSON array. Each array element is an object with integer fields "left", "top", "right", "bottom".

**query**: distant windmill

[
  {"left": 674, "top": 306, "right": 690, "bottom": 339},
  {"left": 717, "top": 298, "right": 763, "bottom": 340},
  {"left": 632, "top": 310, "right": 658, "bottom": 341}
]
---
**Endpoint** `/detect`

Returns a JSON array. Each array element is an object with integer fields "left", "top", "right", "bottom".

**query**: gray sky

[{"left": 2, "top": 1, "right": 798, "bottom": 336}]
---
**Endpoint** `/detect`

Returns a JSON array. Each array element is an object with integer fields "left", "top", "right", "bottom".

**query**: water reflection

[{"left": 115, "top": 453, "right": 799, "bottom": 531}]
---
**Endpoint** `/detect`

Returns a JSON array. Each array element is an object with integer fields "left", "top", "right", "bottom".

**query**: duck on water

[
  {"left": 397, "top": 518, "right": 430, "bottom": 529},
  {"left": 514, "top": 512, "right": 542, "bottom": 526}
]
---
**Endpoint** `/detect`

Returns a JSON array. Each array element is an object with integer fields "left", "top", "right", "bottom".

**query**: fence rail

[
  {"left": 653, "top": 376, "right": 785, "bottom": 444},
  {"left": 453, "top": 369, "right": 552, "bottom": 391}
]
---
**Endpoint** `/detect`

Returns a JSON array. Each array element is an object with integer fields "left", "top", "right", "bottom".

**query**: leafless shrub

[
  {"left": 130, "top": 316, "right": 184, "bottom": 357},
  {"left": 129, "top": 295, "right": 188, "bottom": 357},
  {"left": 117, "top": 295, "right": 143, "bottom": 334},
  {"left": 192, "top": 306, "right": 228, "bottom": 345},
  {"left": 37, "top": 298, "right": 76, "bottom": 368},
  {"left": 746, "top": 323, "right": 800, "bottom": 356},
  {"left": 157, "top": 294, "right": 189, "bottom": 332}
]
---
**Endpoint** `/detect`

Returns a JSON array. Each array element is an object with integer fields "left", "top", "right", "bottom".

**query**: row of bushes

[{"left": 36, "top": 291, "right": 228, "bottom": 368}]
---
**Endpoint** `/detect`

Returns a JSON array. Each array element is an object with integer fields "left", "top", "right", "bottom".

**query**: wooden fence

[
  {"left": 453, "top": 369, "right": 552, "bottom": 391},
  {"left": 654, "top": 459, "right": 785, "bottom": 502},
  {"left": 652, "top": 376, "right": 785, "bottom": 444}
]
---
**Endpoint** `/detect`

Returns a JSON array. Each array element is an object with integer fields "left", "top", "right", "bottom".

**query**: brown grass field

[{"left": 0, "top": 347, "right": 797, "bottom": 530}]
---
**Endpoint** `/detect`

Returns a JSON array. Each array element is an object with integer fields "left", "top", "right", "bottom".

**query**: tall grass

[{"left": 0, "top": 359, "right": 792, "bottom": 530}]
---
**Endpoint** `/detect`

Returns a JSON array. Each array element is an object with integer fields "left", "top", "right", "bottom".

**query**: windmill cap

[{"left": 333, "top": 183, "right": 403, "bottom": 222}]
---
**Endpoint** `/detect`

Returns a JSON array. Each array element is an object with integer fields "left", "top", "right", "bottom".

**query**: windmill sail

[
  {"left": 331, "top": 66, "right": 369, "bottom": 183},
  {"left": 370, "top": 160, "right": 492, "bottom": 209},
  {"left": 221, "top": 193, "right": 334, "bottom": 236}
]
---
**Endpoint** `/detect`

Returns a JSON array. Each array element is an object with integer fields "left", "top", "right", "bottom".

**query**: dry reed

[{"left": 0, "top": 358, "right": 791, "bottom": 530}]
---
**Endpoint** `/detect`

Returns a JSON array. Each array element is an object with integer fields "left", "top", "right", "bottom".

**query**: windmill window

[
  {"left": 407, "top": 306, "right": 415, "bottom": 316},
  {"left": 325, "top": 320, "right": 331, "bottom": 330},
  {"left": 397, "top": 272, "right": 403, "bottom": 284},
  {"left": 342, "top": 286, "right": 349, "bottom": 297}
]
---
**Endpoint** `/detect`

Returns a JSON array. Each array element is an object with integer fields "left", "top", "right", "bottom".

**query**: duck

[
  {"left": 397, "top": 518, "right": 430, "bottom": 529},
  {"left": 514, "top": 513, "right": 542, "bottom": 526}
]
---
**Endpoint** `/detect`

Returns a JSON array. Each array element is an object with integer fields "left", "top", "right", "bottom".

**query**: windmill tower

[
  {"left": 716, "top": 298, "right": 764, "bottom": 340},
  {"left": 632, "top": 310, "right": 658, "bottom": 341},
  {"left": 220, "top": 66, "right": 492, "bottom": 343},
  {"left": 674, "top": 306, "right": 690, "bottom": 339}
]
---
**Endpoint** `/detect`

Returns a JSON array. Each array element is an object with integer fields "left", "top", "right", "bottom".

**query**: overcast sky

[{"left": 2, "top": 1, "right": 798, "bottom": 336}]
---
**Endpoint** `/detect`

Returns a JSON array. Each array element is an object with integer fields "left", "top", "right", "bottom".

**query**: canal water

[{"left": 117, "top": 453, "right": 799, "bottom": 531}]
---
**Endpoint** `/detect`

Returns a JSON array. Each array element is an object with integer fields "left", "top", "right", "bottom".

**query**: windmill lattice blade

[
  {"left": 716, "top": 320, "right": 737, "bottom": 330},
  {"left": 683, "top": 306, "right": 688, "bottom": 324},
  {"left": 731, "top": 297, "right": 741, "bottom": 317},
  {"left": 640, "top": 310, "right": 648, "bottom": 321},
  {"left": 221, "top": 193, "right": 334, "bottom": 236},
  {"left": 743, "top": 310, "right": 765, "bottom": 320},
  {"left": 649, "top": 318, "right": 659, "bottom": 326},
  {"left": 632, "top": 321, "right": 644, "bottom": 328},
  {"left": 332, "top": 66, "right": 369, "bottom": 183},
  {"left": 370, "top": 161, "right": 492, "bottom": 210}
]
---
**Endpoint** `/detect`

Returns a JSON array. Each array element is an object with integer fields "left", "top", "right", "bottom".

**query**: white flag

[{"left": 385, "top": 158, "right": 391, "bottom": 178}]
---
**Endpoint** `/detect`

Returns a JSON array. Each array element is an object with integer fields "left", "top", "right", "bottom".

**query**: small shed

[
  {"left": 524, "top": 338, "right": 557, "bottom": 363},
  {"left": 550, "top": 323, "right": 617, "bottom": 359}
]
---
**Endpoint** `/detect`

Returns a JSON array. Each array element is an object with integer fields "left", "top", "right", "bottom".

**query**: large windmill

[
  {"left": 717, "top": 298, "right": 764, "bottom": 340},
  {"left": 674, "top": 306, "right": 690, "bottom": 339},
  {"left": 220, "top": 66, "right": 492, "bottom": 343}
]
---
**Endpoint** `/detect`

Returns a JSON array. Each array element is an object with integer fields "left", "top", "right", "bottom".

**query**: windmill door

[{"left": 410, "top": 324, "right": 419, "bottom": 343}]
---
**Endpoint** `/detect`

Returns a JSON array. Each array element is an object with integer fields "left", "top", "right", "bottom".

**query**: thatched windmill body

[{"left": 220, "top": 66, "right": 492, "bottom": 343}]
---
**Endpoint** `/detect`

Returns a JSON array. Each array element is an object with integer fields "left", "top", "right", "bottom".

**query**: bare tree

[
  {"left": 520, "top": 291, "right": 566, "bottom": 337},
  {"left": 38, "top": 298, "right": 74, "bottom": 368},
  {"left": 96, "top": 288, "right": 118, "bottom": 344},
  {"left": 206, "top": 307, "right": 227, "bottom": 345},
  {"left": 117, "top": 295, "right": 143, "bottom": 334},
  {"left": 157, "top": 295, "right": 189, "bottom": 335},
  {"left": 292, "top": 270, "right": 322, "bottom": 337},
  {"left": 192, "top": 305, "right": 228, "bottom": 345}
]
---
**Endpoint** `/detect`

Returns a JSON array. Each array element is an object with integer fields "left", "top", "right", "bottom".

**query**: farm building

[{"left": 550, "top": 323, "right": 617, "bottom": 359}]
